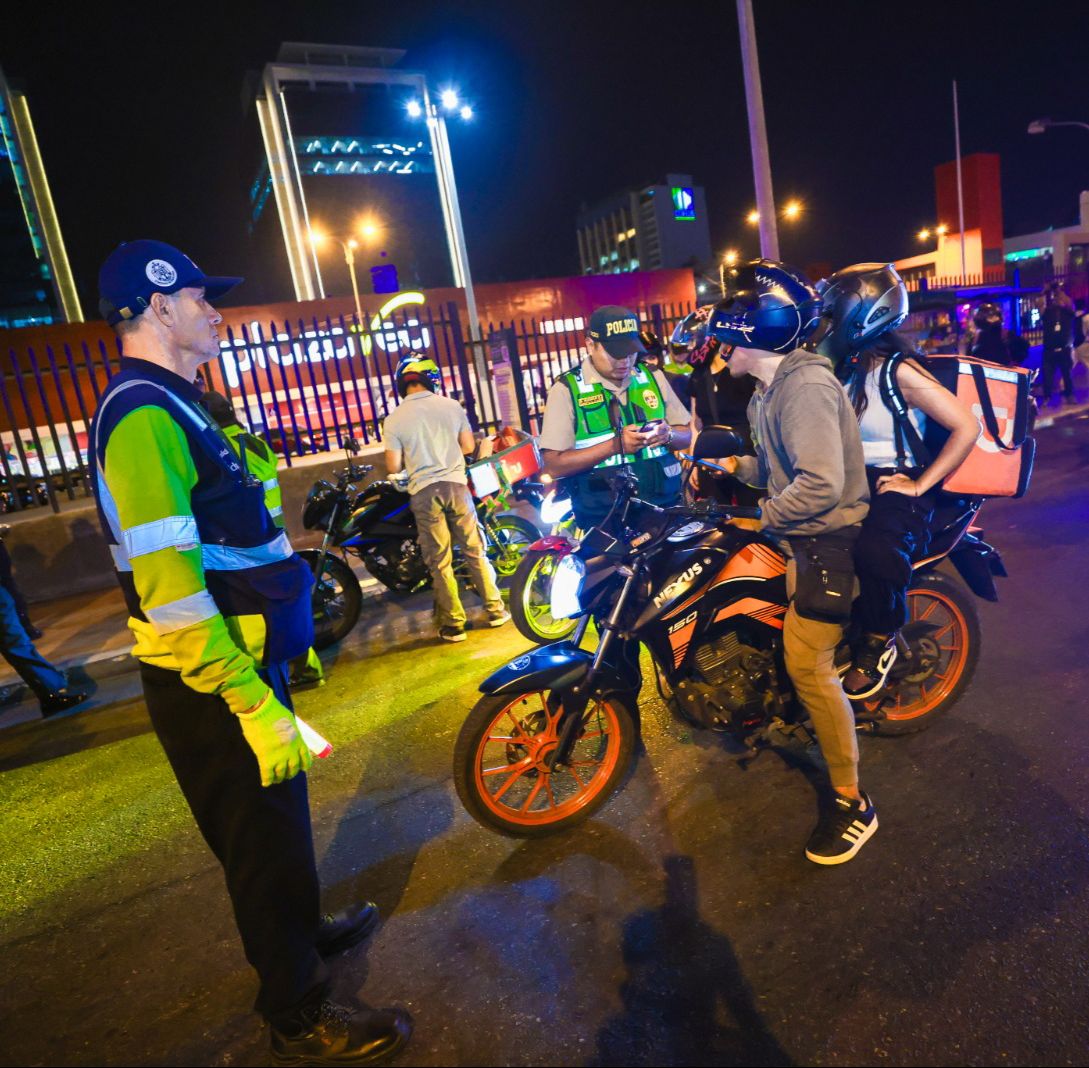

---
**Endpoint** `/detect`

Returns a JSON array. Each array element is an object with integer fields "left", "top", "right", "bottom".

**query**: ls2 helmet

[
  {"left": 395, "top": 356, "right": 441, "bottom": 398},
  {"left": 706, "top": 260, "right": 822, "bottom": 353},
  {"left": 816, "top": 263, "right": 909, "bottom": 369}
]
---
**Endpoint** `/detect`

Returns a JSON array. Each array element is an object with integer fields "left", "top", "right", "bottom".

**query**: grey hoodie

[{"left": 734, "top": 349, "right": 869, "bottom": 538}]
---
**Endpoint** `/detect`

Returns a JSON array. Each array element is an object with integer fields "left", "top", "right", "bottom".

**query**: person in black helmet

[
  {"left": 1039, "top": 283, "right": 1077, "bottom": 403},
  {"left": 816, "top": 263, "right": 979, "bottom": 701},
  {"left": 707, "top": 260, "right": 874, "bottom": 865}
]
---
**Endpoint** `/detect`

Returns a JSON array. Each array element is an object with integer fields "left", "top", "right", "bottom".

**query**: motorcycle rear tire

[
  {"left": 454, "top": 690, "right": 637, "bottom": 838},
  {"left": 867, "top": 569, "right": 981, "bottom": 736},
  {"left": 509, "top": 549, "right": 579, "bottom": 644},
  {"left": 299, "top": 549, "right": 363, "bottom": 651}
]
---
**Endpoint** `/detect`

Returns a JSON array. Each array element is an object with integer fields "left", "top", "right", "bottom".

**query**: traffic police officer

[
  {"left": 90, "top": 241, "right": 410, "bottom": 1066},
  {"left": 538, "top": 306, "right": 692, "bottom": 527}
]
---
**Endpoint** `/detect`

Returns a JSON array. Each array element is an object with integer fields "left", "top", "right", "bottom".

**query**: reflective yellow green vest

[
  {"left": 224, "top": 425, "right": 284, "bottom": 528},
  {"left": 561, "top": 363, "right": 682, "bottom": 525}
]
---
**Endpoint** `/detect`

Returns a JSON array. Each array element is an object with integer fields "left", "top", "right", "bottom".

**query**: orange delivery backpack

[{"left": 879, "top": 352, "right": 1035, "bottom": 499}]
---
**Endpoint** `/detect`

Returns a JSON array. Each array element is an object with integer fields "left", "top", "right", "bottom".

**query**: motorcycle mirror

[
  {"left": 340, "top": 437, "right": 361, "bottom": 456},
  {"left": 691, "top": 425, "right": 745, "bottom": 460}
]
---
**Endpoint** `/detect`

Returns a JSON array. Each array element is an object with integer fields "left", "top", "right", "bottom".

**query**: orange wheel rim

[
  {"left": 473, "top": 692, "right": 623, "bottom": 826},
  {"left": 865, "top": 587, "right": 970, "bottom": 721}
]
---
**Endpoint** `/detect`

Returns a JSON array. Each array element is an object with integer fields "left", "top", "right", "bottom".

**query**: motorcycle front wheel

[
  {"left": 453, "top": 690, "right": 637, "bottom": 838},
  {"left": 862, "top": 569, "right": 981, "bottom": 736},
  {"left": 298, "top": 548, "right": 363, "bottom": 651},
  {"left": 509, "top": 549, "right": 579, "bottom": 644},
  {"left": 486, "top": 515, "right": 541, "bottom": 580}
]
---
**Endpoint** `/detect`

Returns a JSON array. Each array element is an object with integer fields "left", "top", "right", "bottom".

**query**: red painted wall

[{"left": 935, "top": 153, "right": 1004, "bottom": 264}]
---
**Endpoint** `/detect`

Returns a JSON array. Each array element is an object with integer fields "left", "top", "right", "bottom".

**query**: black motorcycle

[
  {"left": 453, "top": 428, "right": 1003, "bottom": 838},
  {"left": 301, "top": 439, "right": 541, "bottom": 649}
]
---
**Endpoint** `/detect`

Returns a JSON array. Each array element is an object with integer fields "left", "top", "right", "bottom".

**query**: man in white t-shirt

[{"left": 383, "top": 358, "right": 510, "bottom": 642}]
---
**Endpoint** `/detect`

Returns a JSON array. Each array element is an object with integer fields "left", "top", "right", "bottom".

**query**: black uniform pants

[
  {"left": 139, "top": 661, "right": 328, "bottom": 1027},
  {"left": 1040, "top": 345, "right": 1074, "bottom": 399},
  {"left": 853, "top": 468, "right": 937, "bottom": 636}
]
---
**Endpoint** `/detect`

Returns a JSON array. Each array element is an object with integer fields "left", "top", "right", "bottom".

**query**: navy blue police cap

[
  {"left": 587, "top": 305, "right": 646, "bottom": 357},
  {"left": 98, "top": 239, "right": 243, "bottom": 325}
]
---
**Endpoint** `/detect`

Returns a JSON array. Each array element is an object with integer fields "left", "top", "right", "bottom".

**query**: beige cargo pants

[
  {"left": 409, "top": 481, "right": 504, "bottom": 629},
  {"left": 783, "top": 558, "right": 859, "bottom": 790}
]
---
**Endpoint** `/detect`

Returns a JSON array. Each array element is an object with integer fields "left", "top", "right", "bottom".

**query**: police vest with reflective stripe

[
  {"left": 224, "top": 424, "right": 284, "bottom": 527},
  {"left": 560, "top": 364, "right": 682, "bottom": 524},
  {"left": 90, "top": 370, "right": 312, "bottom": 664}
]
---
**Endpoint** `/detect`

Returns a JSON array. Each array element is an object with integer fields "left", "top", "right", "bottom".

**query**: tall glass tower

[{"left": 0, "top": 65, "right": 82, "bottom": 328}]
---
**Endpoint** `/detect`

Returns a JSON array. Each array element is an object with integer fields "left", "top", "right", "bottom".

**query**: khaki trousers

[
  {"left": 783, "top": 559, "right": 859, "bottom": 789},
  {"left": 409, "top": 481, "right": 503, "bottom": 628}
]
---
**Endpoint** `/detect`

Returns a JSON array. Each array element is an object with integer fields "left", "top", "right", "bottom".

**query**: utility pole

[
  {"left": 736, "top": 0, "right": 779, "bottom": 261},
  {"left": 953, "top": 80, "right": 968, "bottom": 281}
]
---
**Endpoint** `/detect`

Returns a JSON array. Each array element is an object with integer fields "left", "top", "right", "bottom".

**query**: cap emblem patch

[{"left": 145, "top": 259, "right": 178, "bottom": 287}]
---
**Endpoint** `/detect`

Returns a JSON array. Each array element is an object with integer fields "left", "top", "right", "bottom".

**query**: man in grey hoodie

[{"left": 708, "top": 261, "right": 874, "bottom": 865}]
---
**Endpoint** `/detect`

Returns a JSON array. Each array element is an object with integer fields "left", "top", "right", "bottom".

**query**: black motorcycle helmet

[
  {"left": 639, "top": 329, "right": 665, "bottom": 370},
  {"left": 973, "top": 302, "right": 1002, "bottom": 330},
  {"left": 816, "top": 263, "right": 909, "bottom": 370}
]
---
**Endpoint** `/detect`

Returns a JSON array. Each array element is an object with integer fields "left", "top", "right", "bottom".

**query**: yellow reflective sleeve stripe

[
  {"left": 145, "top": 588, "right": 219, "bottom": 634},
  {"left": 105, "top": 407, "right": 268, "bottom": 714},
  {"left": 123, "top": 516, "right": 199, "bottom": 558}
]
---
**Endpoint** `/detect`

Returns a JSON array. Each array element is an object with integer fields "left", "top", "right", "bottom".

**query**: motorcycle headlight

[
  {"left": 550, "top": 554, "right": 586, "bottom": 619},
  {"left": 539, "top": 491, "right": 573, "bottom": 526}
]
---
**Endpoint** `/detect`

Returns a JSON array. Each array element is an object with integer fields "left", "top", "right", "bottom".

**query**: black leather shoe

[
  {"left": 39, "top": 690, "right": 88, "bottom": 718},
  {"left": 316, "top": 902, "right": 379, "bottom": 958},
  {"left": 270, "top": 1000, "right": 411, "bottom": 1066}
]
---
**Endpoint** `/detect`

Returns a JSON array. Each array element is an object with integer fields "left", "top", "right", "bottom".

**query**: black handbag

[{"left": 787, "top": 527, "right": 860, "bottom": 624}]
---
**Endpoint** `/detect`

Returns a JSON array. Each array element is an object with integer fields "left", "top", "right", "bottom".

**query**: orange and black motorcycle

[{"left": 453, "top": 429, "right": 1004, "bottom": 838}]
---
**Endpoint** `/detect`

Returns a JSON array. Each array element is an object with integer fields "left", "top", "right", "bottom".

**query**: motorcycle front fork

[{"left": 551, "top": 565, "right": 640, "bottom": 768}]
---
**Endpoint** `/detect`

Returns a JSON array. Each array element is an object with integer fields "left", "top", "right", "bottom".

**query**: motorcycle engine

[
  {"left": 673, "top": 631, "right": 772, "bottom": 733},
  {"left": 361, "top": 539, "right": 431, "bottom": 593}
]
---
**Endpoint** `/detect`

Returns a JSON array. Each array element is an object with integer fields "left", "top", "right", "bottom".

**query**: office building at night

[{"left": 576, "top": 174, "right": 711, "bottom": 276}]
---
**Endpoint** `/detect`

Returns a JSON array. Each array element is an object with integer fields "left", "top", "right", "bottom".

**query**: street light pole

[
  {"left": 736, "top": 0, "right": 779, "bottom": 261},
  {"left": 421, "top": 89, "right": 481, "bottom": 342},
  {"left": 341, "top": 240, "right": 364, "bottom": 327}
]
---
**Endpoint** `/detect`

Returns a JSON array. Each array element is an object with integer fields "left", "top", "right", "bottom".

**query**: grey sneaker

[
  {"left": 439, "top": 625, "right": 467, "bottom": 643},
  {"left": 488, "top": 609, "right": 512, "bottom": 628}
]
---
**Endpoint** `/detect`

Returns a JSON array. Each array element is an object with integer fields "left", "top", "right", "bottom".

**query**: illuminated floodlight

[
  {"left": 359, "top": 218, "right": 380, "bottom": 241},
  {"left": 698, "top": 283, "right": 707, "bottom": 294},
  {"left": 936, "top": 223, "right": 949, "bottom": 236},
  {"left": 918, "top": 228, "right": 932, "bottom": 242},
  {"left": 347, "top": 238, "right": 359, "bottom": 250},
  {"left": 406, "top": 99, "right": 423, "bottom": 118},
  {"left": 723, "top": 248, "right": 739, "bottom": 266},
  {"left": 746, "top": 209, "right": 760, "bottom": 225},
  {"left": 782, "top": 199, "right": 802, "bottom": 220},
  {"left": 308, "top": 225, "right": 327, "bottom": 246},
  {"left": 459, "top": 105, "right": 473, "bottom": 121},
  {"left": 440, "top": 89, "right": 459, "bottom": 110},
  {"left": 1027, "top": 119, "right": 1049, "bottom": 135}
]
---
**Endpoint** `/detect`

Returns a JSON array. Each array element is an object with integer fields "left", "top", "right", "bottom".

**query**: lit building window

[
  {"left": 630, "top": 259, "right": 640, "bottom": 270},
  {"left": 626, "top": 228, "right": 636, "bottom": 238},
  {"left": 617, "top": 232, "right": 627, "bottom": 242},
  {"left": 610, "top": 250, "right": 619, "bottom": 261}
]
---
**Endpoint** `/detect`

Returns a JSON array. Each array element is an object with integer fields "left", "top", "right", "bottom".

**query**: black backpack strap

[
  {"left": 702, "top": 368, "right": 721, "bottom": 424},
  {"left": 969, "top": 362, "right": 1023, "bottom": 452},
  {"left": 878, "top": 353, "right": 932, "bottom": 470}
]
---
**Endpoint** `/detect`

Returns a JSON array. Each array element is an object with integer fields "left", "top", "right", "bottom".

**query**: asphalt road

[{"left": 3, "top": 412, "right": 1089, "bottom": 1067}]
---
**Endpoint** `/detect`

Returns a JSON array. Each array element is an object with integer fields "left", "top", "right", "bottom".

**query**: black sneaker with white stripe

[{"left": 805, "top": 792, "right": 878, "bottom": 865}]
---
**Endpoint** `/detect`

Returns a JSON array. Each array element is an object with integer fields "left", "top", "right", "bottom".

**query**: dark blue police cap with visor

[{"left": 97, "top": 239, "right": 243, "bottom": 325}]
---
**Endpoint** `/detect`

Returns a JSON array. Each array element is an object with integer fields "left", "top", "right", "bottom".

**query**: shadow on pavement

[{"left": 592, "top": 854, "right": 792, "bottom": 1067}]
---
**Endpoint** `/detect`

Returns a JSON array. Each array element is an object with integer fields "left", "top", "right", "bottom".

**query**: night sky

[{"left": 6, "top": 0, "right": 1089, "bottom": 310}]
